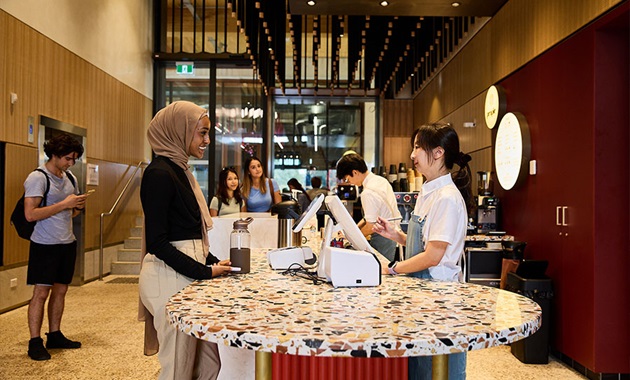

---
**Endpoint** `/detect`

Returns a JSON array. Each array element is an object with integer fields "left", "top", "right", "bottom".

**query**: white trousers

[{"left": 139, "top": 240, "right": 221, "bottom": 380}]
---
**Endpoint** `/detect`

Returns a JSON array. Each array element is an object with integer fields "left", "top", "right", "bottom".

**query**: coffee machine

[{"left": 476, "top": 171, "right": 500, "bottom": 233}]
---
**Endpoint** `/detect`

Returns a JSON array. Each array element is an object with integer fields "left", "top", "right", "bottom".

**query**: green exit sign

[{"left": 176, "top": 62, "right": 194, "bottom": 75}]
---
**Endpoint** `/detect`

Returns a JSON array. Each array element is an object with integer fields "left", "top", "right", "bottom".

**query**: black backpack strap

[
  {"left": 34, "top": 168, "right": 51, "bottom": 207},
  {"left": 66, "top": 170, "right": 77, "bottom": 190}
]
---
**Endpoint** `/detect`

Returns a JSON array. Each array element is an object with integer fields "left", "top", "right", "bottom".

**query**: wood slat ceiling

[{"left": 160, "top": 0, "right": 507, "bottom": 98}]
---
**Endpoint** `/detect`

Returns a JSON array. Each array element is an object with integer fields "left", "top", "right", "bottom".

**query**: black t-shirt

[{"left": 141, "top": 156, "right": 219, "bottom": 279}]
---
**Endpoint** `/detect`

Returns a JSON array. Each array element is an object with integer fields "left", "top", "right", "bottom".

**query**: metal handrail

[{"left": 99, "top": 161, "right": 148, "bottom": 280}]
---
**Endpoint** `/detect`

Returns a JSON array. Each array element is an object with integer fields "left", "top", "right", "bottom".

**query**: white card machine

[{"left": 267, "top": 246, "right": 315, "bottom": 270}]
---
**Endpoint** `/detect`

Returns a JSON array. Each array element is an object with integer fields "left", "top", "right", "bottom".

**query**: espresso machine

[
  {"left": 394, "top": 192, "right": 418, "bottom": 233},
  {"left": 476, "top": 171, "right": 500, "bottom": 233}
]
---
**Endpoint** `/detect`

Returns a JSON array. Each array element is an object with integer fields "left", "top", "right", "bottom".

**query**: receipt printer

[
  {"left": 318, "top": 246, "right": 381, "bottom": 288},
  {"left": 267, "top": 246, "right": 315, "bottom": 270}
]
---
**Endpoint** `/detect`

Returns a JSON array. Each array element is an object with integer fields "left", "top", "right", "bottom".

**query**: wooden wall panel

[
  {"left": 411, "top": 0, "right": 622, "bottom": 194},
  {"left": 2, "top": 145, "right": 38, "bottom": 266},
  {"left": 382, "top": 99, "right": 414, "bottom": 137},
  {"left": 413, "top": 0, "right": 622, "bottom": 126},
  {"left": 382, "top": 99, "right": 414, "bottom": 169},
  {"left": 1, "top": 9, "right": 150, "bottom": 165},
  {"left": 383, "top": 137, "right": 412, "bottom": 172},
  {"left": 1, "top": 10, "right": 152, "bottom": 267}
]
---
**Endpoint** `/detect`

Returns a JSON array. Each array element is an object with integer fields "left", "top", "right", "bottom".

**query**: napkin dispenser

[
  {"left": 267, "top": 246, "right": 315, "bottom": 270},
  {"left": 318, "top": 246, "right": 381, "bottom": 288}
]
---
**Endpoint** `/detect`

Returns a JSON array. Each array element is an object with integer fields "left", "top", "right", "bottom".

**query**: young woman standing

[
  {"left": 373, "top": 123, "right": 473, "bottom": 380},
  {"left": 138, "top": 101, "right": 232, "bottom": 380},
  {"left": 241, "top": 156, "right": 281, "bottom": 212},
  {"left": 209, "top": 167, "right": 246, "bottom": 216}
]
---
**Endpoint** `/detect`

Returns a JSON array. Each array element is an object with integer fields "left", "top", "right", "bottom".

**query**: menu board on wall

[{"left": 494, "top": 112, "right": 531, "bottom": 190}]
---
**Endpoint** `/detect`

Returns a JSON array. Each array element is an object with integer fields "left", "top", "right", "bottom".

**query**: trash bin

[
  {"left": 505, "top": 271, "right": 553, "bottom": 364},
  {"left": 500, "top": 241, "right": 526, "bottom": 289}
]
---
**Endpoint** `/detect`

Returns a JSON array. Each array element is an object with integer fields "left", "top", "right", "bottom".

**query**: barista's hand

[
  {"left": 217, "top": 259, "right": 231, "bottom": 266},
  {"left": 211, "top": 265, "right": 232, "bottom": 277},
  {"left": 373, "top": 216, "right": 395, "bottom": 239}
]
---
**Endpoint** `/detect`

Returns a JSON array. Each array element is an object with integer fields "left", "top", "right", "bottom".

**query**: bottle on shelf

[
  {"left": 379, "top": 166, "right": 387, "bottom": 178},
  {"left": 388, "top": 164, "right": 399, "bottom": 191},
  {"left": 398, "top": 162, "right": 408, "bottom": 192}
]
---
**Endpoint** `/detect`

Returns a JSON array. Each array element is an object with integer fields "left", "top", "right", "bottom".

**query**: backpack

[{"left": 10, "top": 169, "right": 76, "bottom": 240}]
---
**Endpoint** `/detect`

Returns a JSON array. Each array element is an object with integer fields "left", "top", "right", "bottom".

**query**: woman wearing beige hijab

[{"left": 139, "top": 101, "right": 231, "bottom": 380}]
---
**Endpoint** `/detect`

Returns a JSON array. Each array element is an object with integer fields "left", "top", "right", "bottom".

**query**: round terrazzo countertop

[{"left": 166, "top": 249, "right": 541, "bottom": 358}]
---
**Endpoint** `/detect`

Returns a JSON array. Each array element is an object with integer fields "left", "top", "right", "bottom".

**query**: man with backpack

[{"left": 23, "top": 133, "right": 89, "bottom": 361}]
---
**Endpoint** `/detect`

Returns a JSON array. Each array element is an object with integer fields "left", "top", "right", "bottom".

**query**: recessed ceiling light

[
  {"left": 380, "top": 1, "right": 389, "bottom": 6},
  {"left": 307, "top": 0, "right": 316, "bottom": 6},
  {"left": 451, "top": 2, "right": 461, "bottom": 7}
]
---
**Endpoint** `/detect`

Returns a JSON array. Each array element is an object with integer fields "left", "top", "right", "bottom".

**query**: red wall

[{"left": 495, "top": 3, "right": 629, "bottom": 373}]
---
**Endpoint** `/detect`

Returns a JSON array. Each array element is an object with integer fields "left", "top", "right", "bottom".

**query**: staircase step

[
  {"left": 135, "top": 215, "right": 144, "bottom": 227},
  {"left": 111, "top": 261, "right": 141, "bottom": 275},
  {"left": 129, "top": 227, "right": 143, "bottom": 238},
  {"left": 118, "top": 249, "right": 142, "bottom": 262},
  {"left": 124, "top": 237, "right": 142, "bottom": 249}
]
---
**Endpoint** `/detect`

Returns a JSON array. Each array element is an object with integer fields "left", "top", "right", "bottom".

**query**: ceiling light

[
  {"left": 451, "top": 2, "right": 461, "bottom": 7},
  {"left": 307, "top": 1, "right": 315, "bottom": 6},
  {"left": 380, "top": 1, "right": 389, "bottom": 6}
]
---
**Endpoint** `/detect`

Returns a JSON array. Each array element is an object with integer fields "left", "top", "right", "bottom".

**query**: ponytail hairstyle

[{"left": 412, "top": 123, "right": 474, "bottom": 214}]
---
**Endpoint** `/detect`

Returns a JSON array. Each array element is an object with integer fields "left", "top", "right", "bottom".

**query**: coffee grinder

[{"left": 476, "top": 171, "right": 500, "bottom": 233}]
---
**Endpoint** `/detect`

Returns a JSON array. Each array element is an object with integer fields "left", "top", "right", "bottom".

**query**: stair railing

[{"left": 99, "top": 161, "right": 148, "bottom": 280}]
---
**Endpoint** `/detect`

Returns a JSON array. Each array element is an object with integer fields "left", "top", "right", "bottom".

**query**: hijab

[
  {"left": 147, "top": 100, "right": 213, "bottom": 253},
  {"left": 140, "top": 100, "right": 214, "bottom": 355}
]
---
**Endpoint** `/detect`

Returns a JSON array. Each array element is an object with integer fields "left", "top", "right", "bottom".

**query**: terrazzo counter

[{"left": 166, "top": 249, "right": 541, "bottom": 379}]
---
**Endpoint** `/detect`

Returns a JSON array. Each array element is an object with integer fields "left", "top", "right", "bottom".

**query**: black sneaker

[
  {"left": 28, "top": 337, "right": 51, "bottom": 361},
  {"left": 45, "top": 331, "right": 81, "bottom": 349}
]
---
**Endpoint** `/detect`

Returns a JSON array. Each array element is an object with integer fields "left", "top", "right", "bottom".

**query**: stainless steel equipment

[
  {"left": 477, "top": 196, "right": 500, "bottom": 233},
  {"left": 477, "top": 171, "right": 494, "bottom": 196},
  {"left": 271, "top": 200, "right": 302, "bottom": 248},
  {"left": 394, "top": 192, "right": 418, "bottom": 233},
  {"left": 465, "top": 247, "right": 503, "bottom": 287}
]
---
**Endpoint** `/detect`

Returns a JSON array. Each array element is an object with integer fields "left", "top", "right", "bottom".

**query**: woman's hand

[
  {"left": 209, "top": 259, "right": 232, "bottom": 277},
  {"left": 211, "top": 265, "right": 232, "bottom": 277}
]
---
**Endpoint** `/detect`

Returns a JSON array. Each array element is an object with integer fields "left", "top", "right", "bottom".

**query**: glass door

[{"left": 157, "top": 63, "right": 262, "bottom": 200}]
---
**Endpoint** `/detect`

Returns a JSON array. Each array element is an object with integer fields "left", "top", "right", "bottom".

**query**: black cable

[{"left": 281, "top": 263, "right": 328, "bottom": 285}]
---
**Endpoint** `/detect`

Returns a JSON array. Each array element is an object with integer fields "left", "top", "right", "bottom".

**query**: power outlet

[{"left": 10, "top": 278, "right": 18, "bottom": 288}]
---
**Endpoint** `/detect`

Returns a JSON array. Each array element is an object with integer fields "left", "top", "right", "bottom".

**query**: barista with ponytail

[{"left": 373, "top": 123, "right": 472, "bottom": 380}]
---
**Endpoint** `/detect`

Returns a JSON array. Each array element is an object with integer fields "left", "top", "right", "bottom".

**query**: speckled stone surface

[{"left": 166, "top": 249, "right": 541, "bottom": 358}]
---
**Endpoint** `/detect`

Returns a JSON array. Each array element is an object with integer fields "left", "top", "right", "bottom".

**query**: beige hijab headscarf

[
  {"left": 147, "top": 100, "right": 213, "bottom": 250},
  {"left": 139, "top": 100, "right": 213, "bottom": 356}
]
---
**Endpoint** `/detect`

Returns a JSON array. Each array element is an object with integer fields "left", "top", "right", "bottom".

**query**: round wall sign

[
  {"left": 494, "top": 112, "right": 531, "bottom": 190},
  {"left": 484, "top": 85, "right": 506, "bottom": 129}
]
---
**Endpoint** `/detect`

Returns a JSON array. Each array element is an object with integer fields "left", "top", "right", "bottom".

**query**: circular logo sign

[
  {"left": 495, "top": 112, "right": 530, "bottom": 190},
  {"left": 485, "top": 85, "right": 505, "bottom": 129}
]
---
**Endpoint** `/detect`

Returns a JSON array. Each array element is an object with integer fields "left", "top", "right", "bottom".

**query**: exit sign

[{"left": 176, "top": 62, "right": 194, "bottom": 75}]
